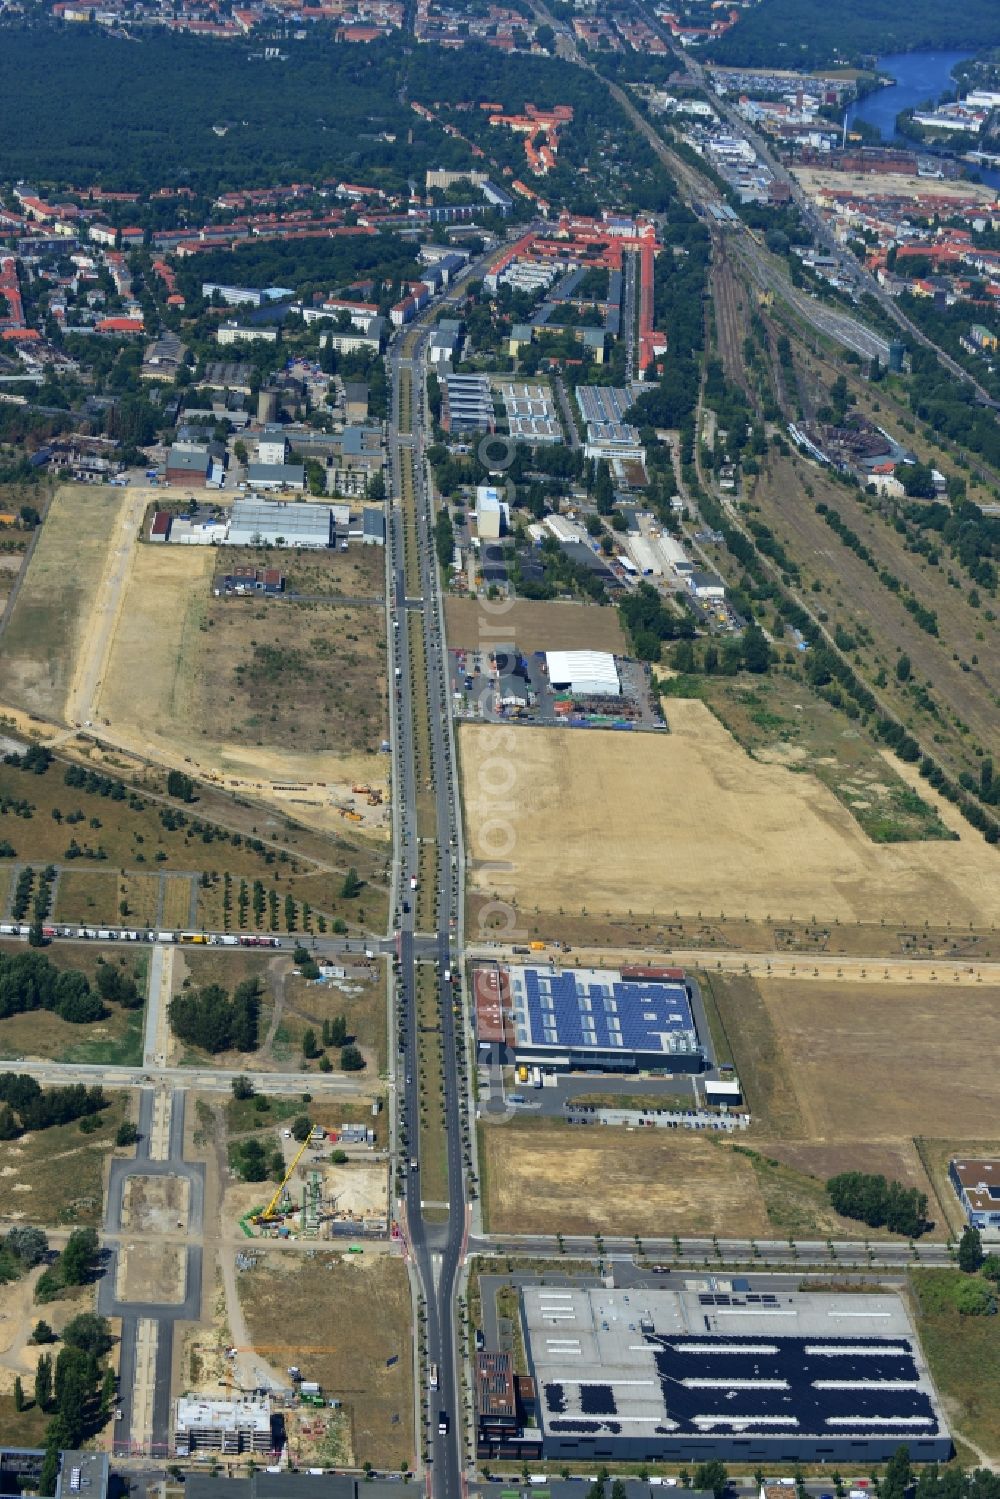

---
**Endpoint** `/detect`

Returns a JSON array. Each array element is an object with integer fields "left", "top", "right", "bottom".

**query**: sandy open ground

[
  {"left": 2, "top": 484, "right": 133, "bottom": 719},
  {"left": 460, "top": 701, "right": 1000, "bottom": 926},
  {"left": 117, "top": 1241, "right": 186, "bottom": 1305},
  {"left": 794, "top": 167, "right": 1000, "bottom": 205}
]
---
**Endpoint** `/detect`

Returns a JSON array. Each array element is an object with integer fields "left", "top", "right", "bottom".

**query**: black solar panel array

[{"left": 543, "top": 1333, "right": 939, "bottom": 1438}]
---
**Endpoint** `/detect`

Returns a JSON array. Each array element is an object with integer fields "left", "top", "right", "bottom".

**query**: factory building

[
  {"left": 522, "top": 1285, "right": 951, "bottom": 1465},
  {"left": 226, "top": 499, "right": 333, "bottom": 549},
  {"left": 544, "top": 650, "right": 620, "bottom": 697},
  {"left": 503, "top": 964, "right": 705, "bottom": 1074}
]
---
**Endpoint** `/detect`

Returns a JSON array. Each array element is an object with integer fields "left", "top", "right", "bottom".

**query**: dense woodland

[
  {"left": 707, "top": 0, "right": 1000, "bottom": 68},
  {"left": 0, "top": 29, "right": 627, "bottom": 195}
]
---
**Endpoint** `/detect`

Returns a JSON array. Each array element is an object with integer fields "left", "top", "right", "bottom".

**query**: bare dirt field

[
  {"left": 2, "top": 484, "right": 131, "bottom": 719},
  {"left": 122, "top": 1174, "right": 190, "bottom": 1233},
  {"left": 794, "top": 167, "right": 998, "bottom": 205},
  {"left": 0, "top": 1266, "right": 93, "bottom": 1398},
  {"left": 445, "top": 596, "right": 626, "bottom": 654},
  {"left": 481, "top": 1118, "right": 769, "bottom": 1237},
  {"left": 460, "top": 708, "right": 1000, "bottom": 928},
  {"left": 93, "top": 544, "right": 389, "bottom": 835},
  {"left": 238, "top": 1254, "right": 413, "bottom": 1469},
  {"left": 116, "top": 1241, "right": 186, "bottom": 1305}
]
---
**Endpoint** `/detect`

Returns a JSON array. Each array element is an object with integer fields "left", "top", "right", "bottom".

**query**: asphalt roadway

[
  {"left": 100, "top": 1089, "right": 205, "bottom": 1457},
  {"left": 387, "top": 303, "right": 469, "bottom": 1499}
]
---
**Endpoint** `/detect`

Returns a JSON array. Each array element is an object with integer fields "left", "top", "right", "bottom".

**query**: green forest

[
  {"left": 0, "top": 28, "right": 624, "bottom": 194},
  {"left": 707, "top": 0, "right": 1000, "bottom": 69}
]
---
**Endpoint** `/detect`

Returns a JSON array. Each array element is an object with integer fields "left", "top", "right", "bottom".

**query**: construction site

[{"left": 233, "top": 1127, "right": 389, "bottom": 1243}]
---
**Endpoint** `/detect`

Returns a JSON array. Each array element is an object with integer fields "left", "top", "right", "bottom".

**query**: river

[{"left": 844, "top": 49, "right": 1000, "bottom": 190}]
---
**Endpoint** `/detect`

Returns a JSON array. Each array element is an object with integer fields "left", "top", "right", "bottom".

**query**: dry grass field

[
  {"left": 1, "top": 1092, "right": 127, "bottom": 1225},
  {"left": 699, "top": 970, "right": 1000, "bottom": 1236},
  {"left": 238, "top": 1254, "right": 412, "bottom": 1469},
  {"left": 480, "top": 1118, "right": 769, "bottom": 1237},
  {"left": 758, "top": 976, "right": 1000, "bottom": 1144},
  {"left": 445, "top": 596, "right": 626, "bottom": 653},
  {"left": 2, "top": 484, "right": 130, "bottom": 719},
  {"left": 460, "top": 706, "right": 1000, "bottom": 927}
]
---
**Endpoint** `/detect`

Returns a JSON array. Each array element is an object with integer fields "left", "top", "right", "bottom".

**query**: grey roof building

[
  {"left": 246, "top": 462, "right": 306, "bottom": 491},
  {"left": 522, "top": 1284, "right": 951, "bottom": 1465},
  {"left": 226, "top": 499, "right": 333, "bottom": 548},
  {"left": 363, "top": 508, "right": 386, "bottom": 545}
]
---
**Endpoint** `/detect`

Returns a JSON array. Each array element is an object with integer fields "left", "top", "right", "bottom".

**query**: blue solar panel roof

[{"left": 511, "top": 967, "right": 698, "bottom": 1055}]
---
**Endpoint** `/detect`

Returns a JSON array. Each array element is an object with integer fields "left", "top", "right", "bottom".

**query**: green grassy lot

[
  {"left": 0, "top": 940, "right": 146, "bottom": 1065},
  {"left": 910, "top": 1269, "right": 1000, "bottom": 1460}
]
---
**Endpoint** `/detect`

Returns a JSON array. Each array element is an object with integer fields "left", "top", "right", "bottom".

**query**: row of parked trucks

[{"left": 0, "top": 924, "right": 283, "bottom": 946}]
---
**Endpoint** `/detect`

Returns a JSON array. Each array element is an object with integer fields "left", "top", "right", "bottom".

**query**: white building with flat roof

[{"left": 545, "top": 649, "right": 620, "bottom": 697}]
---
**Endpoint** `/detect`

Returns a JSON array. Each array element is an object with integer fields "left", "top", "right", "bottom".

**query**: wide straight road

[{"left": 385, "top": 253, "right": 502, "bottom": 1497}]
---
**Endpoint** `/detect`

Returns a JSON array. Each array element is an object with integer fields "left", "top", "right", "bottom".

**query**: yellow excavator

[{"left": 250, "top": 1134, "right": 313, "bottom": 1226}]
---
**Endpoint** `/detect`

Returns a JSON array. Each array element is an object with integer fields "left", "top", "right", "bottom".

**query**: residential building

[{"left": 217, "top": 322, "right": 278, "bottom": 346}]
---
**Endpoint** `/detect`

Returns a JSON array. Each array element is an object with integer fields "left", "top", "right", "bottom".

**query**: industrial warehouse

[
  {"left": 518, "top": 1285, "right": 951, "bottom": 1465},
  {"left": 474, "top": 964, "right": 709, "bottom": 1074}
]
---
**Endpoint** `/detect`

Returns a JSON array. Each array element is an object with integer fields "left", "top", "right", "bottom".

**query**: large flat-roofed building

[
  {"left": 950, "top": 1158, "right": 1000, "bottom": 1232},
  {"left": 166, "top": 441, "right": 212, "bottom": 487},
  {"left": 246, "top": 462, "right": 306, "bottom": 492},
  {"left": 504, "top": 964, "right": 705, "bottom": 1073},
  {"left": 226, "top": 499, "right": 333, "bottom": 549},
  {"left": 522, "top": 1285, "right": 951, "bottom": 1465},
  {"left": 545, "top": 649, "right": 620, "bottom": 697},
  {"left": 174, "top": 1395, "right": 272, "bottom": 1455}
]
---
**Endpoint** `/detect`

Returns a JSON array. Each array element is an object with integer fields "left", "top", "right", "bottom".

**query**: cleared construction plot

[
  {"left": 94, "top": 545, "right": 388, "bottom": 833},
  {"left": 237, "top": 1254, "right": 412, "bottom": 1469},
  {"left": 480, "top": 1118, "right": 769, "bottom": 1237},
  {"left": 122, "top": 1174, "right": 190, "bottom": 1233},
  {"left": 700, "top": 969, "right": 1000, "bottom": 1236},
  {"left": 460, "top": 704, "right": 1000, "bottom": 928},
  {"left": 445, "top": 596, "right": 626, "bottom": 653},
  {"left": 686, "top": 673, "right": 954, "bottom": 843},
  {"left": 2, "top": 484, "right": 131, "bottom": 719},
  {"left": 116, "top": 1242, "right": 186, "bottom": 1305}
]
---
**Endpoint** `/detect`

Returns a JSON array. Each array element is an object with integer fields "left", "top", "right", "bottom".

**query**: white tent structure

[{"left": 544, "top": 650, "right": 620, "bottom": 697}]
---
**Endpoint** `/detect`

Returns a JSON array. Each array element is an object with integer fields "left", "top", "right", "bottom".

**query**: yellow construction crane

[{"left": 251, "top": 1135, "right": 312, "bottom": 1225}]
